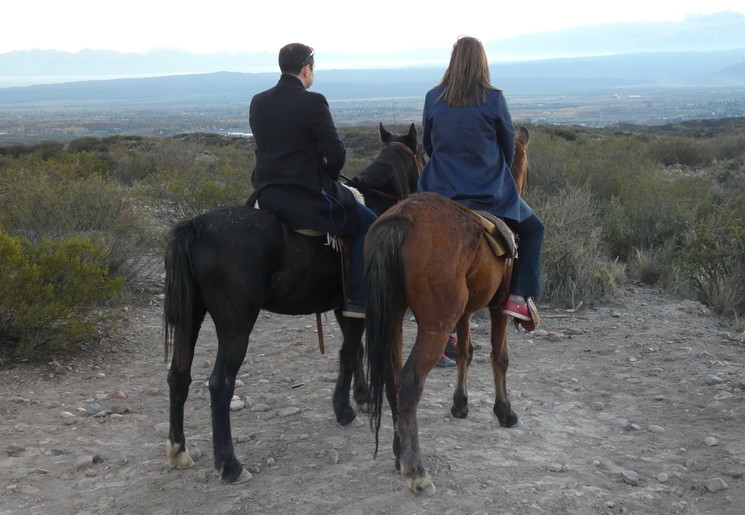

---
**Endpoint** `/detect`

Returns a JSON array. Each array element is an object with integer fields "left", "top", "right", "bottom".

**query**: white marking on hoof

[
  {"left": 165, "top": 440, "right": 194, "bottom": 469},
  {"left": 234, "top": 468, "right": 252, "bottom": 484},
  {"left": 410, "top": 474, "right": 436, "bottom": 496}
]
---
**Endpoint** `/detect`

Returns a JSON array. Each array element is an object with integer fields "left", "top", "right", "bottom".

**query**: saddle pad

[{"left": 474, "top": 211, "right": 518, "bottom": 258}]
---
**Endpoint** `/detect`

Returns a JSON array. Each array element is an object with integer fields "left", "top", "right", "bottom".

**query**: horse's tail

[
  {"left": 365, "top": 214, "right": 411, "bottom": 458},
  {"left": 163, "top": 218, "right": 200, "bottom": 365}
]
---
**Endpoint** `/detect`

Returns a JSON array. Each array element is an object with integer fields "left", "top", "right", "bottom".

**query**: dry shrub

[{"left": 533, "top": 185, "right": 624, "bottom": 308}]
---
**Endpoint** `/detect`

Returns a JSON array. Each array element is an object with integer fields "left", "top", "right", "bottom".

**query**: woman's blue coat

[{"left": 417, "top": 85, "right": 533, "bottom": 222}]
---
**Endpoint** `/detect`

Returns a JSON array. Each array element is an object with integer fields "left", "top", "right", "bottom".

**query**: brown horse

[{"left": 365, "top": 127, "right": 530, "bottom": 494}]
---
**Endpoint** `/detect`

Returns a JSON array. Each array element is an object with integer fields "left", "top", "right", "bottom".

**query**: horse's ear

[
  {"left": 516, "top": 126, "right": 529, "bottom": 147},
  {"left": 379, "top": 122, "right": 392, "bottom": 143},
  {"left": 406, "top": 123, "right": 417, "bottom": 148}
]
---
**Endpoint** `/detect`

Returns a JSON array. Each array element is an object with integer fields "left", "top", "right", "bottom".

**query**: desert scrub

[
  {"left": 0, "top": 230, "right": 124, "bottom": 363},
  {"left": 0, "top": 157, "right": 157, "bottom": 283},
  {"left": 138, "top": 158, "right": 251, "bottom": 226},
  {"left": 532, "top": 185, "right": 624, "bottom": 308}
]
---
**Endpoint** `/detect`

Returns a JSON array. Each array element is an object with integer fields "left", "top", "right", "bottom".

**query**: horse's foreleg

[
  {"left": 209, "top": 329, "right": 252, "bottom": 484},
  {"left": 451, "top": 317, "right": 475, "bottom": 419},
  {"left": 489, "top": 308, "right": 518, "bottom": 427},
  {"left": 166, "top": 317, "right": 203, "bottom": 470},
  {"left": 351, "top": 334, "right": 372, "bottom": 413},
  {"left": 333, "top": 314, "right": 365, "bottom": 424}
]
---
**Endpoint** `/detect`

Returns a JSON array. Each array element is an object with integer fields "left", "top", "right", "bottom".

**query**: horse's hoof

[
  {"left": 233, "top": 468, "right": 253, "bottom": 484},
  {"left": 450, "top": 404, "right": 469, "bottom": 419},
  {"left": 356, "top": 401, "right": 371, "bottom": 414},
  {"left": 494, "top": 403, "right": 519, "bottom": 427},
  {"left": 165, "top": 441, "right": 194, "bottom": 469},
  {"left": 336, "top": 407, "right": 357, "bottom": 426},
  {"left": 410, "top": 475, "right": 436, "bottom": 496},
  {"left": 220, "top": 466, "right": 252, "bottom": 484}
]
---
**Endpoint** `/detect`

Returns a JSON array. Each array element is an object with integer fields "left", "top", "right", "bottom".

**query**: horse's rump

[{"left": 378, "top": 192, "right": 510, "bottom": 310}]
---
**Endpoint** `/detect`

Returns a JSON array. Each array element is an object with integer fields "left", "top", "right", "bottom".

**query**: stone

[
  {"left": 155, "top": 422, "right": 170, "bottom": 438},
  {"left": 704, "top": 478, "right": 728, "bottom": 493},
  {"left": 6, "top": 444, "right": 25, "bottom": 456},
  {"left": 622, "top": 470, "right": 640, "bottom": 486},
  {"left": 327, "top": 449, "right": 339, "bottom": 464},
  {"left": 230, "top": 399, "right": 245, "bottom": 411},
  {"left": 277, "top": 407, "right": 301, "bottom": 417},
  {"left": 73, "top": 455, "right": 94, "bottom": 471}
]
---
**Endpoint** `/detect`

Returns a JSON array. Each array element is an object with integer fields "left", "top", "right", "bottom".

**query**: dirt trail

[{"left": 1, "top": 282, "right": 744, "bottom": 514}]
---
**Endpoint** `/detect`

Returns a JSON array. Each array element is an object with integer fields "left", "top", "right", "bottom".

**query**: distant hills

[
  {"left": 1, "top": 11, "right": 744, "bottom": 131},
  {"left": 1, "top": 49, "right": 744, "bottom": 109},
  {"left": 1, "top": 11, "right": 745, "bottom": 89}
]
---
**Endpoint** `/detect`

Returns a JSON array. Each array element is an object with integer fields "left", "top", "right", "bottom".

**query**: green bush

[
  {"left": 649, "top": 136, "right": 715, "bottom": 166},
  {"left": 0, "top": 159, "right": 157, "bottom": 283},
  {"left": 139, "top": 160, "right": 252, "bottom": 225},
  {"left": 680, "top": 207, "right": 745, "bottom": 316},
  {"left": 0, "top": 230, "right": 124, "bottom": 362}
]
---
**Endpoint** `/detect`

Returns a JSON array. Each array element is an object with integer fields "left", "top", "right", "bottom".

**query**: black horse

[{"left": 164, "top": 123, "right": 421, "bottom": 483}]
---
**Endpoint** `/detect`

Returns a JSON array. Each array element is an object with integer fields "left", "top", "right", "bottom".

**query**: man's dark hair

[{"left": 278, "top": 43, "right": 315, "bottom": 74}]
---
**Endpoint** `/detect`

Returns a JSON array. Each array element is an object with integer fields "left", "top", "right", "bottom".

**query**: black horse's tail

[
  {"left": 365, "top": 214, "right": 412, "bottom": 458},
  {"left": 163, "top": 218, "right": 201, "bottom": 365}
]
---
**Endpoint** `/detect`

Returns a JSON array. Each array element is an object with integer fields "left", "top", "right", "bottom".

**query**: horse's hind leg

[
  {"left": 397, "top": 329, "right": 444, "bottom": 496},
  {"left": 333, "top": 314, "right": 369, "bottom": 424},
  {"left": 385, "top": 311, "right": 405, "bottom": 472},
  {"left": 489, "top": 307, "right": 518, "bottom": 427},
  {"left": 209, "top": 314, "right": 257, "bottom": 483},
  {"left": 166, "top": 311, "right": 205, "bottom": 470},
  {"left": 451, "top": 315, "right": 475, "bottom": 419}
]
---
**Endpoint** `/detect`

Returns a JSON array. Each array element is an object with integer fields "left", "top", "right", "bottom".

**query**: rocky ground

[{"left": 1, "top": 281, "right": 744, "bottom": 514}]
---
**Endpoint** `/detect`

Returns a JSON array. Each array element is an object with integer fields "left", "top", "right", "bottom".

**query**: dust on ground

[{"left": 1, "top": 281, "right": 744, "bottom": 514}]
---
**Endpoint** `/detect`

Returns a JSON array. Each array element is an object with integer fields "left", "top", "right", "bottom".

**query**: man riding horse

[{"left": 248, "top": 42, "right": 375, "bottom": 318}]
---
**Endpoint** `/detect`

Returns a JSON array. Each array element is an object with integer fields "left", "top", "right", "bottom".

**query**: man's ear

[{"left": 299, "top": 66, "right": 313, "bottom": 87}]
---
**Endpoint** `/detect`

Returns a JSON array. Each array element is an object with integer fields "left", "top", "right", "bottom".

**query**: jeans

[
  {"left": 347, "top": 202, "right": 377, "bottom": 306},
  {"left": 504, "top": 213, "right": 544, "bottom": 299}
]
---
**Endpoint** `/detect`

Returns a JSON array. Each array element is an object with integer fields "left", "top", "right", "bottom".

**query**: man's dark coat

[{"left": 249, "top": 74, "right": 360, "bottom": 235}]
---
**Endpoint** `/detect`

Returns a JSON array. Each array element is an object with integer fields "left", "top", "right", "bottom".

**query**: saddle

[
  {"left": 473, "top": 210, "right": 541, "bottom": 329},
  {"left": 473, "top": 210, "right": 518, "bottom": 259}
]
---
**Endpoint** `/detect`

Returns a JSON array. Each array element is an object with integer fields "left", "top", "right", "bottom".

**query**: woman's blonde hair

[{"left": 435, "top": 36, "right": 497, "bottom": 107}]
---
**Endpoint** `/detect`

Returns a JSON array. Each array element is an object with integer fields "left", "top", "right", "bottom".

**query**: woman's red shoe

[{"left": 502, "top": 299, "right": 531, "bottom": 321}]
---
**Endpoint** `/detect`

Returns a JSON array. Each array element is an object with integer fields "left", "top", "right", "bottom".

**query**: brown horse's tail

[
  {"left": 364, "top": 214, "right": 411, "bottom": 458},
  {"left": 163, "top": 218, "right": 200, "bottom": 365}
]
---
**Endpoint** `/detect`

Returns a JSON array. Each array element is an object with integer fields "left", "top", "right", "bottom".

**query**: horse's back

[{"left": 185, "top": 205, "right": 343, "bottom": 315}]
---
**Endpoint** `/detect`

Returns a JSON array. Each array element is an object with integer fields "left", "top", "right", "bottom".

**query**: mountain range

[
  {"left": 1, "top": 12, "right": 744, "bottom": 130},
  {"left": 1, "top": 48, "right": 743, "bottom": 109},
  {"left": 2, "top": 11, "right": 745, "bottom": 90}
]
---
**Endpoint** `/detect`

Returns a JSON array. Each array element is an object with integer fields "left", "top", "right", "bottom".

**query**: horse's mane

[{"left": 354, "top": 143, "right": 417, "bottom": 199}]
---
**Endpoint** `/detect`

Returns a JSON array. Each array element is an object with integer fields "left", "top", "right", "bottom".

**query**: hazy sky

[{"left": 4, "top": 1, "right": 745, "bottom": 55}]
